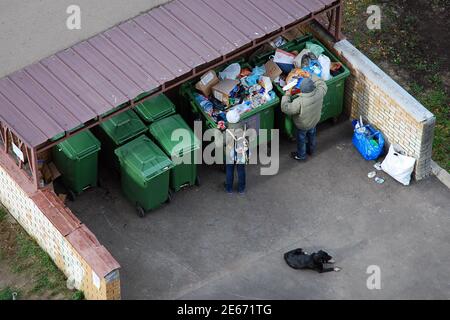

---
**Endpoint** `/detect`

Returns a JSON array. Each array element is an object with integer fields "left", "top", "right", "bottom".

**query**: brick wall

[
  {"left": 0, "top": 153, "right": 121, "bottom": 300},
  {"left": 304, "top": 22, "right": 436, "bottom": 179}
]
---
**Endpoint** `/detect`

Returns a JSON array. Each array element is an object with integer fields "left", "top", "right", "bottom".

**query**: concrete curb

[{"left": 431, "top": 160, "right": 450, "bottom": 189}]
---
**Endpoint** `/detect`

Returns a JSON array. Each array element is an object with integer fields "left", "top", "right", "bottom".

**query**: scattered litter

[
  {"left": 374, "top": 162, "right": 382, "bottom": 171},
  {"left": 375, "top": 177, "right": 385, "bottom": 184},
  {"left": 368, "top": 171, "right": 377, "bottom": 179}
]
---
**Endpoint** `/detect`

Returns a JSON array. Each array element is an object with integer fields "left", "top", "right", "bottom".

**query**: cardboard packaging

[
  {"left": 212, "top": 79, "right": 240, "bottom": 106},
  {"left": 40, "top": 162, "right": 61, "bottom": 184},
  {"left": 195, "top": 70, "right": 220, "bottom": 97},
  {"left": 264, "top": 60, "right": 283, "bottom": 80}
]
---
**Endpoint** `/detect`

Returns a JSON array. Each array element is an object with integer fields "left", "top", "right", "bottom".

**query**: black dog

[{"left": 284, "top": 248, "right": 341, "bottom": 273}]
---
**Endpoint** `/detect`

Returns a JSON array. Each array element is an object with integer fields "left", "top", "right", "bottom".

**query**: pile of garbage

[
  {"left": 259, "top": 42, "right": 344, "bottom": 96},
  {"left": 193, "top": 63, "right": 276, "bottom": 129}
]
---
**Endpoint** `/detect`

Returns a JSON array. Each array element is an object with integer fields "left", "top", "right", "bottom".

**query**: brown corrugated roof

[{"left": 0, "top": 0, "right": 335, "bottom": 148}]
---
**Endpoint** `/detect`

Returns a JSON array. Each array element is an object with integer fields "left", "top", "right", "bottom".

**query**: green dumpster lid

[
  {"left": 100, "top": 110, "right": 147, "bottom": 145},
  {"left": 115, "top": 135, "right": 173, "bottom": 182},
  {"left": 134, "top": 94, "right": 176, "bottom": 123},
  {"left": 149, "top": 114, "right": 200, "bottom": 157},
  {"left": 56, "top": 130, "right": 101, "bottom": 160}
]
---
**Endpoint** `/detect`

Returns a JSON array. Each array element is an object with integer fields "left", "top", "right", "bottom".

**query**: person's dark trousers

[
  {"left": 296, "top": 127, "right": 317, "bottom": 159},
  {"left": 226, "top": 164, "right": 246, "bottom": 193}
]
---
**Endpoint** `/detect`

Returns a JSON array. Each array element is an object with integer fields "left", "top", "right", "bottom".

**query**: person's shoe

[
  {"left": 290, "top": 152, "right": 306, "bottom": 161},
  {"left": 307, "top": 150, "right": 314, "bottom": 156},
  {"left": 238, "top": 189, "right": 246, "bottom": 195},
  {"left": 224, "top": 182, "right": 233, "bottom": 194}
]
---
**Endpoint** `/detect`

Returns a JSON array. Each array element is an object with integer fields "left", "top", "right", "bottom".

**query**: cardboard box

[
  {"left": 212, "top": 79, "right": 240, "bottom": 106},
  {"left": 41, "top": 162, "right": 61, "bottom": 184},
  {"left": 264, "top": 60, "right": 283, "bottom": 80},
  {"left": 195, "top": 70, "right": 219, "bottom": 97},
  {"left": 48, "top": 162, "right": 61, "bottom": 181}
]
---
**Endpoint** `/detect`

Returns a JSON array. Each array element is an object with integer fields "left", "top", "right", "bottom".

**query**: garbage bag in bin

[{"left": 352, "top": 120, "right": 385, "bottom": 161}]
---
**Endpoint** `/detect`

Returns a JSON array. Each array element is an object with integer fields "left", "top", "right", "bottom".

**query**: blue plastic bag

[
  {"left": 352, "top": 120, "right": 385, "bottom": 161},
  {"left": 302, "top": 60, "right": 322, "bottom": 78}
]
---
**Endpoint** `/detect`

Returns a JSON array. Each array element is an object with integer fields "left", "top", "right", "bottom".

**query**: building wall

[
  {"left": 0, "top": 155, "right": 120, "bottom": 300},
  {"left": 304, "top": 22, "right": 436, "bottom": 179}
]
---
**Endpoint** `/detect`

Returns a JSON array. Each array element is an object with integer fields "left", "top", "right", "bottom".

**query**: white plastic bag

[
  {"left": 318, "top": 54, "right": 331, "bottom": 81},
  {"left": 381, "top": 145, "right": 416, "bottom": 186},
  {"left": 219, "top": 63, "right": 241, "bottom": 80},
  {"left": 293, "top": 49, "right": 311, "bottom": 68}
]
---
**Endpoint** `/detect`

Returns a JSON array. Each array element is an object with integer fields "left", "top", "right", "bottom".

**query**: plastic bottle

[{"left": 194, "top": 93, "right": 213, "bottom": 114}]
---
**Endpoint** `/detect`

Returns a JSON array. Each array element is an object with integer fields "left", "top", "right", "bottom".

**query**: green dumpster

[
  {"left": 149, "top": 114, "right": 201, "bottom": 192},
  {"left": 250, "top": 35, "right": 351, "bottom": 140},
  {"left": 95, "top": 110, "right": 147, "bottom": 170},
  {"left": 115, "top": 135, "right": 173, "bottom": 217},
  {"left": 134, "top": 94, "right": 176, "bottom": 124},
  {"left": 52, "top": 130, "right": 101, "bottom": 199},
  {"left": 180, "top": 62, "right": 279, "bottom": 147}
]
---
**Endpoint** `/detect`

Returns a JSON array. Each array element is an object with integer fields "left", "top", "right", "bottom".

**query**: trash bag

[
  {"left": 318, "top": 54, "right": 331, "bottom": 81},
  {"left": 293, "top": 49, "right": 311, "bottom": 68},
  {"left": 302, "top": 59, "right": 322, "bottom": 78},
  {"left": 306, "top": 42, "right": 325, "bottom": 57},
  {"left": 381, "top": 145, "right": 416, "bottom": 186},
  {"left": 352, "top": 120, "right": 385, "bottom": 161},
  {"left": 219, "top": 63, "right": 241, "bottom": 80}
]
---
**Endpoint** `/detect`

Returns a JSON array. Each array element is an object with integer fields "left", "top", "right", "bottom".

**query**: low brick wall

[
  {"left": 0, "top": 153, "right": 121, "bottom": 299},
  {"left": 305, "top": 22, "right": 436, "bottom": 180}
]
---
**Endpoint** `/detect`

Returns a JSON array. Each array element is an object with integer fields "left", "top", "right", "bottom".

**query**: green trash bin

[
  {"left": 134, "top": 94, "right": 176, "bottom": 124},
  {"left": 179, "top": 62, "right": 280, "bottom": 148},
  {"left": 149, "top": 114, "right": 201, "bottom": 192},
  {"left": 251, "top": 35, "right": 351, "bottom": 140},
  {"left": 52, "top": 130, "right": 101, "bottom": 199},
  {"left": 115, "top": 135, "right": 173, "bottom": 217},
  {"left": 95, "top": 110, "right": 147, "bottom": 170}
]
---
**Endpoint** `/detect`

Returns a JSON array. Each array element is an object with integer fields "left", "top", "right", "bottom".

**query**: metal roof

[{"left": 0, "top": 0, "right": 335, "bottom": 148}]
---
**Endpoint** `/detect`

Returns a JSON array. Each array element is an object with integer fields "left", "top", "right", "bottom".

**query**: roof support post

[
  {"left": 335, "top": 0, "right": 343, "bottom": 40},
  {"left": 2, "top": 125, "right": 8, "bottom": 154},
  {"left": 31, "top": 147, "right": 39, "bottom": 189}
]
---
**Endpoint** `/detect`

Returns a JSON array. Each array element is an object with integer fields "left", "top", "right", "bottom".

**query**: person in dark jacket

[{"left": 281, "top": 75, "right": 328, "bottom": 161}]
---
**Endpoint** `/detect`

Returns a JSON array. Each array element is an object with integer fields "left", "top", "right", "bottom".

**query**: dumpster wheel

[
  {"left": 136, "top": 206, "right": 146, "bottom": 218},
  {"left": 195, "top": 176, "right": 201, "bottom": 187}
]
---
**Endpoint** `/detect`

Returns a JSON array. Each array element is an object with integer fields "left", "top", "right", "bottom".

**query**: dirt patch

[{"left": 0, "top": 205, "right": 80, "bottom": 300}]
